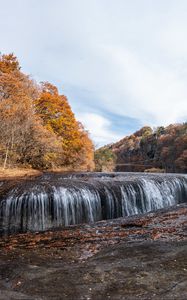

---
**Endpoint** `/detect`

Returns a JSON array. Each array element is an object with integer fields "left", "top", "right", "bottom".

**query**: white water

[{"left": 0, "top": 173, "right": 186, "bottom": 234}]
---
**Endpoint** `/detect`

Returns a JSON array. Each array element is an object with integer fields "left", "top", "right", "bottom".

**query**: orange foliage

[
  {"left": 0, "top": 53, "right": 94, "bottom": 170},
  {"left": 35, "top": 82, "right": 94, "bottom": 168}
]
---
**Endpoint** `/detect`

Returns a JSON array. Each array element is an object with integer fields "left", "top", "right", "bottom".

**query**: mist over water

[{"left": 0, "top": 173, "right": 187, "bottom": 234}]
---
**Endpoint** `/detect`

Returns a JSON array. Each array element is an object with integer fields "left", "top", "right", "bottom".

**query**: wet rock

[{"left": 0, "top": 203, "right": 187, "bottom": 299}]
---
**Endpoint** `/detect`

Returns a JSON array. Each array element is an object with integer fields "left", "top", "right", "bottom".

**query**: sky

[{"left": 1, "top": 0, "right": 187, "bottom": 147}]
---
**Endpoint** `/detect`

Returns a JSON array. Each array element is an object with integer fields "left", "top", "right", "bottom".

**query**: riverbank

[
  {"left": 0, "top": 168, "right": 90, "bottom": 181},
  {"left": 0, "top": 203, "right": 187, "bottom": 299},
  {"left": 0, "top": 168, "right": 43, "bottom": 180}
]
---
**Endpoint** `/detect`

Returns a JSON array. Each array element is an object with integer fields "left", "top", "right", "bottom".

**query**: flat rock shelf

[{"left": 0, "top": 203, "right": 187, "bottom": 299}]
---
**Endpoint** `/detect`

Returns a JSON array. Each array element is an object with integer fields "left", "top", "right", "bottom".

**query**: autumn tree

[
  {"left": 94, "top": 148, "right": 116, "bottom": 172},
  {"left": 175, "top": 150, "right": 187, "bottom": 173},
  {"left": 35, "top": 82, "right": 94, "bottom": 169},
  {"left": 0, "top": 54, "right": 60, "bottom": 169},
  {"left": 0, "top": 53, "right": 94, "bottom": 170},
  {"left": 0, "top": 53, "right": 35, "bottom": 167}
]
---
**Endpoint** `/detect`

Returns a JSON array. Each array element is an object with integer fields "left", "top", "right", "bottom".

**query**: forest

[
  {"left": 1, "top": 53, "right": 186, "bottom": 174},
  {"left": 96, "top": 124, "right": 187, "bottom": 173},
  {"left": 0, "top": 53, "right": 94, "bottom": 170}
]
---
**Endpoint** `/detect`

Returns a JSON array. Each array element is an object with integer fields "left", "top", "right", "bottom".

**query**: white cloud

[
  {"left": 97, "top": 45, "right": 187, "bottom": 125},
  {"left": 0, "top": 0, "right": 187, "bottom": 145},
  {"left": 76, "top": 112, "right": 123, "bottom": 148}
]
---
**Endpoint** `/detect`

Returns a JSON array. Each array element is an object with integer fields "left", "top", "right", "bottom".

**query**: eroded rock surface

[{"left": 0, "top": 204, "right": 187, "bottom": 299}]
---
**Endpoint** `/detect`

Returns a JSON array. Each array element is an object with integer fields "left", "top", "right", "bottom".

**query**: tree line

[
  {"left": 0, "top": 53, "right": 94, "bottom": 170},
  {"left": 94, "top": 124, "right": 187, "bottom": 173},
  {"left": 108, "top": 124, "right": 187, "bottom": 173}
]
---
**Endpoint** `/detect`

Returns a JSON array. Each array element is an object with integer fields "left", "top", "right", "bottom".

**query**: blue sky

[{"left": 1, "top": 0, "right": 187, "bottom": 146}]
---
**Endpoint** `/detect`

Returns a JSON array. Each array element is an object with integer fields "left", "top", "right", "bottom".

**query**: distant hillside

[{"left": 96, "top": 124, "right": 187, "bottom": 173}]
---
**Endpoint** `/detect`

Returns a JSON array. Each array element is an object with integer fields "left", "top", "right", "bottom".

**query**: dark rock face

[{"left": 0, "top": 173, "right": 186, "bottom": 234}]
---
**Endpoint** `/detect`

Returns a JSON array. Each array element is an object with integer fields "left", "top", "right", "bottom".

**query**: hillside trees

[
  {"left": 0, "top": 53, "right": 94, "bottom": 169},
  {"left": 107, "top": 123, "right": 187, "bottom": 173},
  {"left": 94, "top": 148, "right": 116, "bottom": 171}
]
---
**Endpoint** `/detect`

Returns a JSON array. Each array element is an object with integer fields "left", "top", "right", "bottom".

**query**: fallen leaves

[{"left": 0, "top": 205, "right": 187, "bottom": 260}]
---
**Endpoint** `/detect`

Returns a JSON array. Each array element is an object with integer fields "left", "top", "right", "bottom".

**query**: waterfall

[{"left": 0, "top": 173, "right": 187, "bottom": 234}]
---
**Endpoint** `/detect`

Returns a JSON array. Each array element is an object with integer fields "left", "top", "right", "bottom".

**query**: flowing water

[{"left": 0, "top": 172, "right": 186, "bottom": 234}]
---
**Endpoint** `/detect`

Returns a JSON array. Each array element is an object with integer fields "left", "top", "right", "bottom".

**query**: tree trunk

[
  {"left": 3, "top": 146, "right": 9, "bottom": 169},
  {"left": 3, "top": 138, "right": 11, "bottom": 169}
]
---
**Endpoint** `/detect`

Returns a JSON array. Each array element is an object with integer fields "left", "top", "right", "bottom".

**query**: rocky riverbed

[{"left": 0, "top": 203, "right": 187, "bottom": 299}]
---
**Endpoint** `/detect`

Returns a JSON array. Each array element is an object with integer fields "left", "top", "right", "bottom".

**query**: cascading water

[{"left": 0, "top": 173, "right": 187, "bottom": 234}]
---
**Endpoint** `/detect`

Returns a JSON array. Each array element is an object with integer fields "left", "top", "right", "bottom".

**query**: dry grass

[
  {"left": 0, "top": 168, "right": 42, "bottom": 180},
  {"left": 0, "top": 166, "right": 91, "bottom": 180}
]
